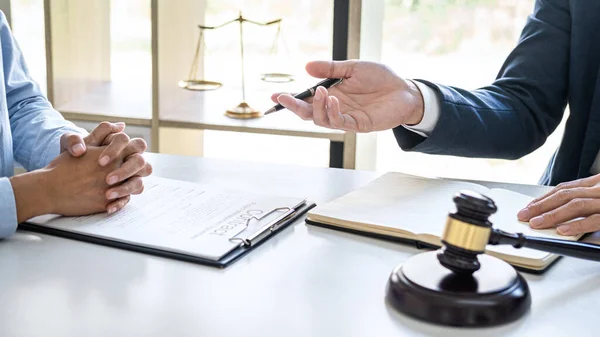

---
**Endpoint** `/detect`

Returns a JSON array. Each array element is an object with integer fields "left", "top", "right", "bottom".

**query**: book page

[
  {"left": 485, "top": 188, "right": 578, "bottom": 260},
  {"left": 308, "top": 172, "right": 579, "bottom": 263},
  {"left": 447, "top": 177, "right": 554, "bottom": 198},
  {"left": 28, "top": 176, "right": 306, "bottom": 261},
  {"left": 308, "top": 172, "right": 491, "bottom": 235}
]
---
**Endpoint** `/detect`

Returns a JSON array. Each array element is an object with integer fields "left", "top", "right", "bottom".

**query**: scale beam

[{"left": 180, "top": 12, "right": 293, "bottom": 119}]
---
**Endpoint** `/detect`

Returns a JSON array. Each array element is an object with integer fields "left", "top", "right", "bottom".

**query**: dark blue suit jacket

[{"left": 393, "top": 0, "right": 600, "bottom": 186}]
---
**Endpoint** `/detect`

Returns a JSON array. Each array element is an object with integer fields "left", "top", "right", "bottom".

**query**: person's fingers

[
  {"left": 60, "top": 133, "right": 86, "bottom": 157},
  {"left": 104, "top": 138, "right": 150, "bottom": 184},
  {"left": 106, "top": 195, "right": 131, "bottom": 214},
  {"left": 518, "top": 186, "right": 600, "bottom": 221},
  {"left": 84, "top": 122, "right": 126, "bottom": 146},
  {"left": 106, "top": 176, "right": 144, "bottom": 200},
  {"left": 112, "top": 138, "right": 148, "bottom": 158},
  {"left": 97, "top": 132, "right": 130, "bottom": 166},
  {"left": 326, "top": 96, "right": 344, "bottom": 129},
  {"left": 312, "top": 86, "right": 330, "bottom": 127},
  {"left": 305, "top": 60, "right": 358, "bottom": 79},
  {"left": 271, "top": 92, "right": 281, "bottom": 104},
  {"left": 137, "top": 161, "right": 153, "bottom": 178},
  {"left": 132, "top": 184, "right": 145, "bottom": 195},
  {"left": 528, "top": 198, "right": 600, "bottom": 229},
  {"left": 271, "top": 92, "right": 310, "bottom": 103},
  {"left": 557, "top": 214, "right": 600, "bottom": 236},
  {"left": 106, "top": 153, "right": 150, "bottom": 185},
  {"left": 341, "top": 113, "right": 359, "bottom": 131},
  {"left": 277, "top": 94, "right": 314, "bottom": 120},
  {"left": 326, "top": 95, "right": 356, "bottom": 132},
  {"left": 527, "top": 176, "right": 600, "bottom": 207}
]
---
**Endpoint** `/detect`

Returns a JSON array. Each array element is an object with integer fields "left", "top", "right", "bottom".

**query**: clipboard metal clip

[{"left": 228, "top": 206, "right": 297, "bottom": 247}]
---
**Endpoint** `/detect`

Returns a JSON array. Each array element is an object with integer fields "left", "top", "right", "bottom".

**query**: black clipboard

[
  {"left": 19, "top": 200, "right": 316, "bottom": 268},
  {"left": 305, "top": 218, "right": 561, "bottom": 275}
]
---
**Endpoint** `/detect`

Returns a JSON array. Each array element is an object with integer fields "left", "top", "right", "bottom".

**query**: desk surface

[{"left": 1, "top": 153, "right": 599, "bottom": 337}]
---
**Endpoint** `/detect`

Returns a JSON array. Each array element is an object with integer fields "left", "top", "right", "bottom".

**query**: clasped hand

[{"left": 59, "top": 122, "right": 152, "bottom": 214}]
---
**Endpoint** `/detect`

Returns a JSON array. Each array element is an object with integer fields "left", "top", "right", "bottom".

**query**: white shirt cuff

[{"left": 402, "top": 80, "right": 441, "bottom": 137}]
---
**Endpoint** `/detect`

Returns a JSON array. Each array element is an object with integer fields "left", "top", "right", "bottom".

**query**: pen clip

[{"left": 228, "top": 206, "right": 297, "bottom": 247}]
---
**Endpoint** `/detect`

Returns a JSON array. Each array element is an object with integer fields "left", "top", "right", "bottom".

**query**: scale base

[
  {"left": 385, "top": 251, "right": 530, "bottom": 327},
  {"left": 178, "top": 79, "right": 222, "bottom": 91},
  {"left": 225, "top": 102, "right": 262, "bottom": 119}
]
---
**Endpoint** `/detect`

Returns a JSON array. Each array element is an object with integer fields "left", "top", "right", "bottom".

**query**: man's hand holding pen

[{"left": 268, "top": 60, "right": 425, "bottom": 132}]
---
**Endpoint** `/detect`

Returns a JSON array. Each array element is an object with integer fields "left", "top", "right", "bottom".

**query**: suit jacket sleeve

[{"left": 393, "top": 0, "right": 570, "bottom": 160}]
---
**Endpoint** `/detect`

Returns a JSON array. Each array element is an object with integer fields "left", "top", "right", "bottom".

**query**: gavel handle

[{"left": 489, "top": 229, "right": 600, "bottom": 262}]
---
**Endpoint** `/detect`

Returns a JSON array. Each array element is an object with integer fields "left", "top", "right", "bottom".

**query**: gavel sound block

[{"left": 386, "top": 190, "right": 600, "bottom": 327}]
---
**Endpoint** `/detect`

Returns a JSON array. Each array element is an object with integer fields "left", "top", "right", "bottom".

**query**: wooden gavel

[
  {"left": 385, "top": 189, "right": 600, "bottom": 328},
  {"left": 437, "top": 190, "right": 600, "bottom": 275}
]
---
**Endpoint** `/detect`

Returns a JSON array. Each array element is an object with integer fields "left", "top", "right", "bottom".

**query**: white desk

[{"left": 1, "top": 153, "right": 599, "bottom": 337}]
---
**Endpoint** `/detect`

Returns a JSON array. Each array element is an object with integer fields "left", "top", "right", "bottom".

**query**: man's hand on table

[{"left": 518, "top": 174, "right": 600, "bottom": 236}]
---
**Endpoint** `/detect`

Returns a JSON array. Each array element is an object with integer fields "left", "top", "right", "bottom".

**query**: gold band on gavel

[{"left": 441, "top": 217, "right": 491, "bottom": 253}]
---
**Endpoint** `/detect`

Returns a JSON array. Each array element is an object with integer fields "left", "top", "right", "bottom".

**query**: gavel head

[{"left": 437, "top": 190, "right": 498, "bottom": 275}]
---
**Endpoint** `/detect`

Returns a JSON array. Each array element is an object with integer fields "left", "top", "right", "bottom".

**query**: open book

[
  {"left": 306, "top": 172, "right": 581, "bottom": 272},
  {"left": 22, "top": 176, "right": 313, "bottom": 267}
]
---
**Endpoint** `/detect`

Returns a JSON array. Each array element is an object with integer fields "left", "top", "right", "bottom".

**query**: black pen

[{"left": 264, "top": 78, "right": 344, "bottom": 115}]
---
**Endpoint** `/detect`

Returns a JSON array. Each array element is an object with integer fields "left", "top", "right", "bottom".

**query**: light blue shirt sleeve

[
  {"left": 0, "top": 11, "right": 86, "bottom": 238},
  {"left": 2, "top": 18, "right": 86, "bottom": 170},
  {"left": 0, "top": 177, "right": 17, "bottom": 238}
]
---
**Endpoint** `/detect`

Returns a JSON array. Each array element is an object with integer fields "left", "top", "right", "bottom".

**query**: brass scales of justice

[{"left": 178, "top": 12, "right": 293, "bottom": 119}]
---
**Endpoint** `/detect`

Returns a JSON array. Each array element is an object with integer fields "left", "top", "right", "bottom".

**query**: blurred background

[{"left": 7, "top": 0, "right": 564, "bottom": 184}]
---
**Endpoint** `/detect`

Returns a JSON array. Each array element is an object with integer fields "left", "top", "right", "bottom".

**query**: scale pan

[
  {"left": 261, "top": 73, "right": 294, "bottom": 83},
  {"left": 178, "top": 80, "right": 222, "bottom": 91}
]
